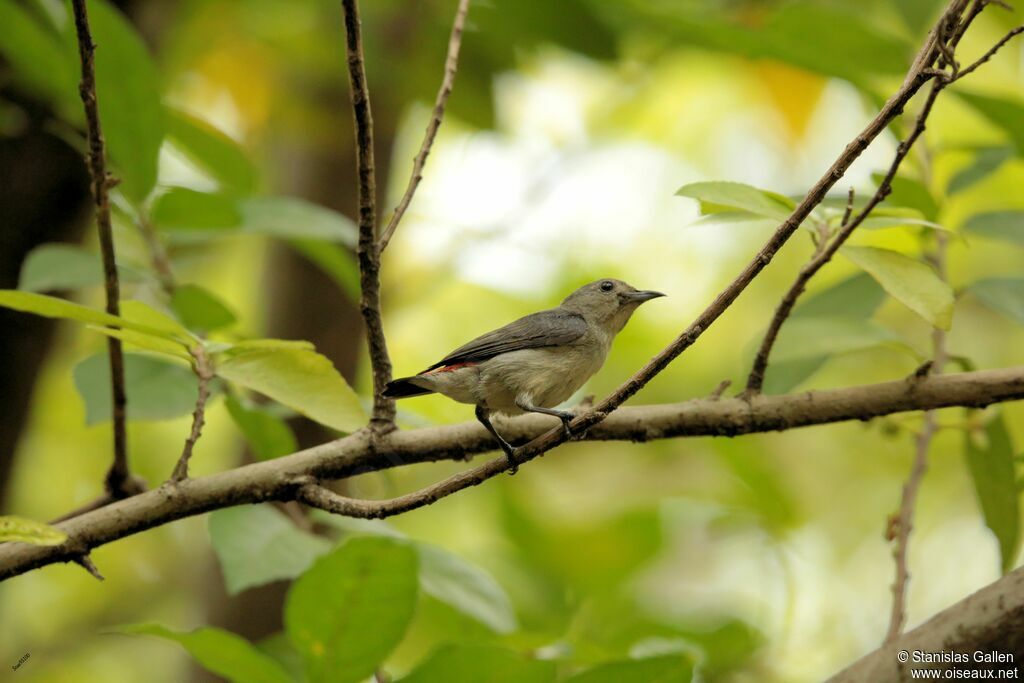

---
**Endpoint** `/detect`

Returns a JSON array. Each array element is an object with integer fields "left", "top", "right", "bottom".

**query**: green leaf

[
  {"left": 565, "top": 655, "right": 694, "bottom": 683},
  {"left": 0, "top": 290, "right": 190, "bottom": 342},
  {"left": 18, "top": 243, "right": 144, "bottom": 292},
  {"left": 970, "top": 278, "right": 1024, "bottom": 327},
  {"left": 893, "top": 0, "right": 946, "bottom": 35},
  {"left": 0, "top": 516, "right": 67, "bottom": 546},
  {"left": 761, "top": 273, "right": 887, "bottom": 394},
  {"left": 399, "top": 644, "right": 556, "bottom": 683},
  {"left": 216, "top": 346, "right": 365, "bottom": 433},
  {"left": 770, "top": 317, "right": 903, "bottom": 363},
  {"left": 73, "top": 352, "right": 201, "bottom": 424},
  {"left": 857, "top": 216, "right": 948, "bottom": 232},
  {"left": 225, "top": 395, "right": 298, "bottom": 461},
  {"left": 956, "top": 91, "right": 1024, "bottom": 153},
  {"left": 85, "top": 324, "right": 192, "bottom": 360},
  {"left": 290, "top": 240, "right": 361, "bottom": 303},
  {"left": 256, "top": 633, "right": 306, "bottom": 683},
  {"left": 166, "top": 108, "right": 257, "bottom": 194},
  {"left": 948, "top": 146, "right": 1014, "bottom": 195},
  {"left": 152, "top": 187, "right": 243, "bottom": 231},
  {"left": 82, "top": 0, "right": 165, "bottom": 202},
  {"left": 209, "top": 504, "right": 331, "bottom": 595},
  {"left": 841, "top": 246, "right": 954, "bottom": 329},
  {"left": 793, "top": 273, "right": 887, "bottom": 320},
  {"left": 116, "top": 624, "right": 292, "bottom": 683},
  {"left": 239, "top": 197, "right": 358, "bottom": 245},
  {"left": 308, "top": 512, "right": 517, "bottom": 634},
  {"left": 153, "top": 191, "right": 358, "bottom": 245},
  {"left": 417, "top": 544, "right": 517, "bottom": 635},
  {"left": 963, "top": 211, "right": 1024, "bottom": 248},
  {"left": 676, "top": 181, "right": 794, "bottom": 220},
  {"left": 0, "top": 2, "right": 78, "bottom": 118},
  {"left": 602, "top": 1, "right": 909, "bottom": 86},
  {"left": 762, "top": 357, "right": 829, "bottom": 396},
  {"left": 871, "top": 174, "right": 939, "bottom": 221},
  {"left": 170, "top": 284, "right": 237, "bottom": 332},
  {"left": 285, "top": 537, "right": 418, "bottom": 683},
  {"left": 964, "top": 414, "right": 1021, "bottom": 573}
]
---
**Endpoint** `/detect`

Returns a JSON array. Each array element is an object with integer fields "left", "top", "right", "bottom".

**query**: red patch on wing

[{"left": 420, "top": 361, "right": 478, "bottom": 375}]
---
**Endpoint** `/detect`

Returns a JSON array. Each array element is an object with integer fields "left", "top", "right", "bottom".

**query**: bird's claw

[
  {"left": 503, "top": 446, "right": 520, "bottom": 475},
  {"left": 553, "top": 410, "right": 575, "bottom": 440}
]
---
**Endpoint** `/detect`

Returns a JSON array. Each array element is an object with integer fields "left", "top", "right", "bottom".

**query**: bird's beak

[{"left": 623, "top": 290, "right": 666, "bottom": 304}]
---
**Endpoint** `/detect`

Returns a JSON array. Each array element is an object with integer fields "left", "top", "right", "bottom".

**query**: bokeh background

[{"left": 1, "top": 0, "right": 1024, "bottom": 681}]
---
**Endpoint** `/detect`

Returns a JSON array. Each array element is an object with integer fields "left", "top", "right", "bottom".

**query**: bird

[{"left": 383, "top": 278, "right": 665, "bottom": 471}]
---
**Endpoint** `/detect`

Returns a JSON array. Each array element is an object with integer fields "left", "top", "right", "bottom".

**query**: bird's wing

[{"left": 423, "top": 309, "right": 587, "bottom": 371}]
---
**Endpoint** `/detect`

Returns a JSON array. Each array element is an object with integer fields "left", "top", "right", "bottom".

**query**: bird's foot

[
  {"left": 551, "top": 410, "right": 574, "bottom": 440},
  {"left": 502, "top": 445, "right": 521, "bottom": 475}
]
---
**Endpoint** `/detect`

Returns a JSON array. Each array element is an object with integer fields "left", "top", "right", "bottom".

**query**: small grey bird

[{"left": 384, "top": 278, "right": 665, "bottom": 470}]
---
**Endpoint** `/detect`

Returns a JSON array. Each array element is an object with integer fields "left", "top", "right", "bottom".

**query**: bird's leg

[
  {"left": 475, "top": 405, "right": 520, "bottom": 474},
  {"left": 515, "top": 397, "right": 574, "bottom": 440}
]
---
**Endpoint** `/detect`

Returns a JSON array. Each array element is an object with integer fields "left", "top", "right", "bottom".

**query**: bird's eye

[{"left": 600, "top": 281, "right": 614, "bottom": 292}]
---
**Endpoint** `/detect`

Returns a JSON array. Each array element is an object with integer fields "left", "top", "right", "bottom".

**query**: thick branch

[
  {"left": 1, "top": 366, "right": 1022, "bottom": 581},
  {"left": 827, "top": 563, "right": 1024, "bottom": 683},
  {"left": 341, "top": 0, "right": 395, "bottom": 428},
  {"left": 378, "top": 0, "right": 471, "bottom": 252},
  {"left": 70, "top": 0, "right": 138, "bottom": 498}
]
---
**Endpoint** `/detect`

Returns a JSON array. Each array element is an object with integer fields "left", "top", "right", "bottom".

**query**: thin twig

[
  {"left": 745, "top": 75, "right": 948, "bottom": 395},
  {"left": 73, "top": 553, "right": 104, "bottom": 581},
  {"left": 70, "top": 0, "right": 136, "bottom": 498},
  {"left": 954, "top": 25, "right": 1024, "bottom": 81},
  {"left": 886, "top": 231, "right": 949, "bottom": 642},
  {"left": 378, "top": 0, "right": 472, "bottom": 252},
  {"left": 170, "top": 346, "right": 213, "bottom": 482},
  {"left": 709, "top": 379, "right": 732, "bottom": 400},
  {"left": 340, "top": 0, "right": 396, "bottom": 430}
]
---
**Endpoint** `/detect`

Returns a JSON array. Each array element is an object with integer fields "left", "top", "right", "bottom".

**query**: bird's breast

[{"left": 480, "top": 343, "right": 607, "bottom": 412}]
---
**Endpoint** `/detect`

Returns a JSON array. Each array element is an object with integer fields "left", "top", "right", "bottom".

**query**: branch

[
  {"left": 341, "top": 0, "right": 395, "bottom": 429},
  {"left": 954, "top": 24, "right": 1024, "bottom": 81},
  {"left": 378, "top": 0, "right": 472, "bottom": 252},
  {"left": 886, "top": 196, "right": 951, "bottom": 642},
  {"left": 548, "top": 1, "right": 972, "bottom": 449},
  {"left": 169, "top": 346, "right": 213, "bottom": 482},
  {"left": 70, "top": 0, "right": 140, "bottom": 499},
  {"left": 745, "top": 74, "right": 948, "bottom": 394},
  {"left": 826, "top": 561, "right": 1024, "bottom": 683},
  {"left": 2, "top": 366, "right": 1022, "bottom": 581}
]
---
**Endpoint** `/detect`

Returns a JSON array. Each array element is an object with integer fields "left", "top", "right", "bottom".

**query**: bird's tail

[{"left": 383, "top": 376, "right": 434, "bottom": 399}]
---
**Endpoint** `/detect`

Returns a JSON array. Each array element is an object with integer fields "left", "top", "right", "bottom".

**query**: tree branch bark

[
  {"left": 827, "top": 562, "right": 1024, "bottom": 682},
  {"left": 341, "top": 0, "right": 396, "bottom": 429},
  {"left": 1, "top": 365, "right": 1022, "bottom": 581},
  {"left": 70, "top": 0, "right": 141, "bottom": 499}
]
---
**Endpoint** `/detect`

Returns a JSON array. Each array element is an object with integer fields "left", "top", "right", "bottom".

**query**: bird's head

[{"left": 560, "top": 278, "right": 665, "bottom": 334}]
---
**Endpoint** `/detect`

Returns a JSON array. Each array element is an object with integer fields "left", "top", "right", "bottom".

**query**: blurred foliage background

[{"left": 1, "top": 0, "right": 1024, "bottom": 681}]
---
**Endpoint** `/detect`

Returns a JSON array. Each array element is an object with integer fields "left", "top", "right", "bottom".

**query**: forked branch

[{"left": 341, "top": 0, "right": 396, "bottom": 429}]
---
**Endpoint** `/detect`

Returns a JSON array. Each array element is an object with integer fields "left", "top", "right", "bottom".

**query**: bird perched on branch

[{"left": 384, "top": 278, "right": 665, "bottom": 471}]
